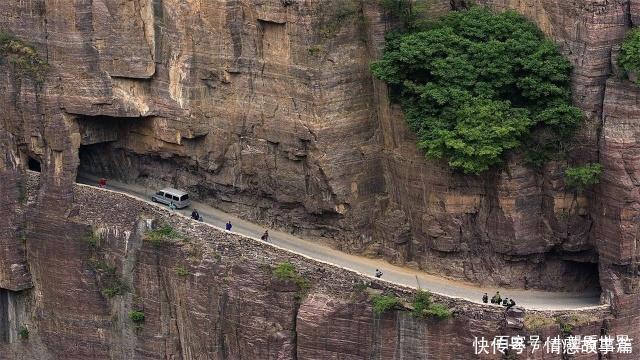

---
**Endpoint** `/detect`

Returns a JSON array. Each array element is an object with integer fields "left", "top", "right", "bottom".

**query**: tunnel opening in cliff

[
  {"left": 559, "top": 260, "right": 601, "bottom": 293},
  {"left": 0, "top": 289, "right": 7, "bottom": 342},
  {"left": 0, "top": 288, "right": 17, "bottom": 343},
  {"left": 75, "top": 115, "right": 151, "bottom": 182},
  {"left": 27, "top": 156, "right": 41, "bottom": 172}
]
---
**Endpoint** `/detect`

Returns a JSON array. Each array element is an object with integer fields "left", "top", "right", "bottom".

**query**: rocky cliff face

[
  {"left": 1, "top": 0, "right": 640, "bottom": 358},
  {"left": 0, "top": 0, "right": 609, "bottom": 292},
  {"left": 0, "top": 175, "right": 613, "bottom": 359}
]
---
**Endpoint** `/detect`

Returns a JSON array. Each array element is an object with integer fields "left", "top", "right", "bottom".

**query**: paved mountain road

[{"left": 77, "top": 175, "right": 603, "bottom": 311}]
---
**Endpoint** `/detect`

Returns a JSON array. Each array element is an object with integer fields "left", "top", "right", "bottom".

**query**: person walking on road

[
  {"left": 98, "top": 178, "right": 107, "bottom": 188},
  {"left": 261, "top": 230, "right": 269, "bottom": 242},
  {"left": 169, "top": 202, "right": 177, "bottom": 211},
  {"left": 191, "top": 209, "right": 200, "bottom": 220},
  {"left": 225, "top": 221, "right": 233, "bottom": 231},
  {"left": 482, "top": 293, "right": 488, "bottom": 304},
  {"left": 375, "top": 269, "right": 383, "bottom": 278}
]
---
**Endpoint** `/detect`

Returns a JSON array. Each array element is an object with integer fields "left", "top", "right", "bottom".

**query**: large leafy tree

[
  {"left": 619, "top": 28, "right": 640, "bottom": 83},
  {"left": 371, "top": 7, "right": 582, "bottom": 174}
]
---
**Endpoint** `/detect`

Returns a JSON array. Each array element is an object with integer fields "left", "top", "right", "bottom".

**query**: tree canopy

[
  {"left": 619, "top": 28, "right": 640, "bottom": 83},
  {"left": 564, "top": 163, "right": 602, "bottom": 194},
  {"left": 371, "top": 7, "right": 582, "bottom": 174}
]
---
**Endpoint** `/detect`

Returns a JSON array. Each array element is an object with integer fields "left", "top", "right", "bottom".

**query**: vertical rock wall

[
  {"left": 1, "top": 0, "right": 640, "bottom": 357},
  {"left": 0, "top": 0, "right": 619, "bottom": 293},
  {"left": 0, "top": 178, "right": 613, "bottom": 359}
]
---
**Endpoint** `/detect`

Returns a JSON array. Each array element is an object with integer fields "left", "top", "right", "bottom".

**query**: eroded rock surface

[
  {"left": 0, "top": 176, "right": 612, "bottom": 359},
  {"left": 0, "top": 0, "right": 612, "bottom": 292},
  {"left": 1, "top": 0, "right": 640, "bottom": 357}
]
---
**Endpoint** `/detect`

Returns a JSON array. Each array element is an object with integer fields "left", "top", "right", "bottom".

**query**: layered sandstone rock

[
  {"left": 0, "top": 0, "right": 616, "bottom": 293},
  {"left": 1, "top": 0, "right": 640, "bottom": 357},
  {"left": 0, "top": 176, "right": 613, "bottom": 359}
]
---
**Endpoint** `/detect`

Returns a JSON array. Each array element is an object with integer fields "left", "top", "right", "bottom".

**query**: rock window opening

[
  {"left": 0, "top": 289, "right": 7, "bottom": 342},
  {"left": 27, "top": 157, "right": 41, "bottom": 172}
]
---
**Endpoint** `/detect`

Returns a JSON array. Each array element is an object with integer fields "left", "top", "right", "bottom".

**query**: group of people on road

[
  {"left": 188, "top": 208, "right": 271, "bottom": 243},
  {"left": 482, "top": 291, "right": 516, "bottom": 309},
  {"left": 91, "top": 179, "right": 523, "bottom": 308}
]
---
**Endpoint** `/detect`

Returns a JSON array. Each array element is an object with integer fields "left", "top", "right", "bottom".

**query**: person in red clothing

[{"left": 98, "top": 178, "right": 107, "bottom": 188}]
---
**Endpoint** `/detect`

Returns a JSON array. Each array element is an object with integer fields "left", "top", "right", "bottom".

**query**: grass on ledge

[
  {"left": 144, "top": 223, "right": 184, "bottom": 247},
  {"left": 273, "top": 261, "right": 311, "bottom": 300}
]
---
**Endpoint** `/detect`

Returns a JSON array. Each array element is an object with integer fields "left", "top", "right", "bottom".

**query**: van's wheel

[{"left": 151, "top": 197, "right": 157, "bottom": 202}]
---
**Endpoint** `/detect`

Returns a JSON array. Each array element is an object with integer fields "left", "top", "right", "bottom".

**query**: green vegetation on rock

[
  {"left": 564, "top": 163, "right": 602, "bottom": 193},
  {"left": 0, "top": 31, "right": 48, "bottom": 82},
  {"left": 92, "top": 260, "right": 126, "bottom": 298},
  {"left": 18, "top": 326, "right": 29, "bottom": 340},
  {"left": 85, "top": 230, "right": 102, "bottom": 249},
  {"left": 410, "top": 290, "right": 452, "bottom": 319},
  {"left": 371, "top": 7, "right": 582, "bottom": 174},
  {"left": 619, "top": 28, "right": 640, "bottom": 83},
  {"left": 144, "top": 223, "right": 183, "bottom": 247},
  {"left": 371, "top": 294, "right": 401, "bottom": 315},
  {"left": 129, "top": 310, "right": 145, "bottom": 324},
  {"left": 273, "top": 261, "right": 310, "bottom": 300},
  {"left": 175, "top": 266, "right": 190, "bottom": 277}
]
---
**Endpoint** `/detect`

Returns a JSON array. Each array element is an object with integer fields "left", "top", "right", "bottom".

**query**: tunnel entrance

[
  {"left": 78, "top": 143, "right": 123, "bottom": 180},
  {"left": 563, "top": 260, "right": 601, "bottom": 293},
  {"left": 27, "top": 157, "right": 41, "bottom": 172},
  {"left": 0, "top": 289, "right": 8, "bottom": 343},
  {"left": 74, "top": 115, "right": 147, "bottom": 184}
]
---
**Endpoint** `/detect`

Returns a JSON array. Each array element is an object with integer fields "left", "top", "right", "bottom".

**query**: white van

[{"left": 151, "top": 188, "right": 191, "bottom": 209}]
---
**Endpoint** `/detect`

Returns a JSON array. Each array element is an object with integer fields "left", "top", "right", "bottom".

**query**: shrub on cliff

[
  {"left": 92, "top": 260, "right": 126, "bottom": 298},
  {"left": 273, "top": 261, "right": 310, "bottom": 299},
  {"left": 129, "top": 310, "right": 145, "bottom": 324},
  {"left": 0, "top": 31, "right": 48, "bottom": 82},
  {"left": 371, "top": 294, "right": 401, "bottom": 315},
  {"left": 619, "top": 28, "right": 640, "bottom": 83},
  {"left": 85, "top": 230, "right": 102, "bottom": 249},
  {"left": 410, "top": 290, "right": 453, "bottom": 319},
  {"left": 18, "top": 326, "right": 29, "bottom": 340},
  {"left": 144, "top": 223, "right": 183, "bottom": 247},
  {"left": 564, "top": 163, "right": 602, "bottom": 194},
  {"left": 371, "top": 7, "right": 582, "bottom": 174},
  {"left": 175, "top": 266, "right": 190, "bottom": 277}
]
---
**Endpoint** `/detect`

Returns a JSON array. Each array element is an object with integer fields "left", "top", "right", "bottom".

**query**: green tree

[
  {"left": 618, "top": 28, "right": 640, "bottom": 83},
  {"left": 371, "top": 7, "right": 582, "bottom": 174},
  {"left": 564, "top": 163, "right": 602, "bottom": 193}
]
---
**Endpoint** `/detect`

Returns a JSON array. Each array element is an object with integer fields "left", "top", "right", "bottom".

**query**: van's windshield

[{"left": 180, "top": 194, "right": 189, "bottom": 201}]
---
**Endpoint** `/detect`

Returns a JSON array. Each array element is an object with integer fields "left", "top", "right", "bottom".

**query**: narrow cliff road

[{"left": 77, "top": 175, "right": 603, "bottom": 311}]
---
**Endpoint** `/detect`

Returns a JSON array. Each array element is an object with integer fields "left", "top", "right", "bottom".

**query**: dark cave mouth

[
  {"left": 27, "top": 156, "right": 41, "bottom": 172},
  {"left": 561, "top": 260, "right": 601, "bottom": 294}
]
